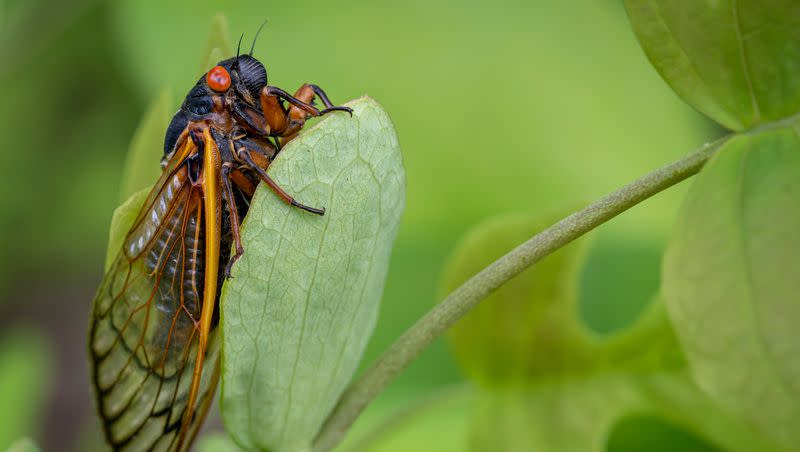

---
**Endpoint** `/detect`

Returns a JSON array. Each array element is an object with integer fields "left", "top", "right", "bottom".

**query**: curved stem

[{"left": 312, "top": 135, "right": 731, "bottom": 451}]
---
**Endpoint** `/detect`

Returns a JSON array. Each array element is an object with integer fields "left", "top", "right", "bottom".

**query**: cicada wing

[{"left": 89, "top": 141, "right": 220, "bottom": 452}]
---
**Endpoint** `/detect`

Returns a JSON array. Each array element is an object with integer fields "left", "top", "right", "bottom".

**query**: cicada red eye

[{"left": 206, "top": 65, "right": 231, "bottom": 92}]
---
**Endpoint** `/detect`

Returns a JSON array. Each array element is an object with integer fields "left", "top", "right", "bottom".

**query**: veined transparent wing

[{"left": 89, "top": 139, "right": 220, "bottom": 452}]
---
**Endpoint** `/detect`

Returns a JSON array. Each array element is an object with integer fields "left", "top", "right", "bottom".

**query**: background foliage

[{"left": 0, "top": 0, "right": 764, "bottom": 450}]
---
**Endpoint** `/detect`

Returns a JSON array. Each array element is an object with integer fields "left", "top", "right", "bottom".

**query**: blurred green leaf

[
  {"left": 467, "top": 372, "right": 767, "bottom": 452},
  {"left": 0, "top": 331, "right": 51, "bottom": 451},
  {"left": 5, "top": 437, "right": 41, "bottom": 452},
  {"left": 201, "top": 13, "right": 233, "bottom": 72},
  {"left": 441, "top": 214, "right": 592, "bottom": 385},
  {"left": 663, "top": 127, "right": 800, "bottom": 450},
  {"left": 625, "top": 0, "right": 800, "bottom": 131},
  {"left": 220, "top": 97, "right": 405, "bottom": 451},
  {"left": 104, "top": 188, "right": 148, "bottom": 271},
  {"left": 118, "top": 88, "right": 172, "bottom": 201},
  {"left": 577, "top": 235, "right": 664, "bottom": 334}
]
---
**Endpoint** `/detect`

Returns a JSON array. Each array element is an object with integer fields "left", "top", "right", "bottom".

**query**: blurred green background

[{"left": 0, "top": 0, "right": 722, "bottom": 450}]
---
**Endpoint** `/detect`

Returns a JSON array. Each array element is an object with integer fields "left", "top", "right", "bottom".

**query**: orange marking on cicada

[
  {"left": 176, "top": 128, "right": 222, "bottom": 451},
  {"left": 230, "top": 168, "right": 256, "bottom": 197}
]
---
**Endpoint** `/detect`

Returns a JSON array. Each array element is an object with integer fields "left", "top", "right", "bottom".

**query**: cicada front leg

[
  {"left": 235, "top": 143, "right": 326, "bottom": 216},
  {"left": 221, "top": 162, "right": 245, "bottom": 278},
  {"left": 260, "top": 83, "right": 352, "bottom": 146}
]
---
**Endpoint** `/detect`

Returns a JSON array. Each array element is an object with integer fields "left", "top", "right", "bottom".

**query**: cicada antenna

[
  {"left": 250, "top": 20, "right": 268, "bottom": 55},
  {"left": 233, "top": 32, "right": 245, "bottom": 70}
]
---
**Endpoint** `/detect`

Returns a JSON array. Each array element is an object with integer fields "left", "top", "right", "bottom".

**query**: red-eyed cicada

[{"left": 88, "top": 45, "right": 351, "bottom": 451}]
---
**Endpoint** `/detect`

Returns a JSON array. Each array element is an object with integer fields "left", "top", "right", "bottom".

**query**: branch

[{"left": 312, "top": 135, "right": 731, "bottom": 451}]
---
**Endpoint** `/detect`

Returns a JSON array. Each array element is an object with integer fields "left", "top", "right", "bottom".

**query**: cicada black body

[{"left": 88, "top": 50, "right": 351, "bottom": 452}]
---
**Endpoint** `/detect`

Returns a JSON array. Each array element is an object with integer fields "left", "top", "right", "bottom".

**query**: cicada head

[
  {"left": 162, "top": 54, "right": 269, "bottom": 164},
  {"left": 224, "top": 54, "right": 268, "bottom": 102},
  {"left": 162, "top": 54, "right": 270, "bottom": 165}
]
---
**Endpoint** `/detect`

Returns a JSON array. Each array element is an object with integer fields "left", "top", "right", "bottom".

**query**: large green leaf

[
  {"left": 220, "top": 97, "right": 405, "bottom": 451},
  {"left": 625, "top": 0, "right": 800, "bottom": 131},
  {"left": 663, "top": 126, "right": 800, "bottom": 450}
]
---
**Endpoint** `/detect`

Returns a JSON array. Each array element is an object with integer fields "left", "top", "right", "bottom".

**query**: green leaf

[
  {"left": 663, "top": 126, "right": 800, "bottom": 450},
  {"left": 0, "top": 331, "right": 51, "bottom": 451},
  {"left": 118, "top": 88, "right": 172, "bottom": 202},
  {"left": 220, "top": 96, "right": 405, "bottom": 451},
  {"left": 200, "top": 13, "right": 233, "bottom": 72},
  {"left": 625, "top": 0, "right": 800, "bottom": 131}
]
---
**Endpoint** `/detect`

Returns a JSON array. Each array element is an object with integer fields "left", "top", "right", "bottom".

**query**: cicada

[{"left": 88, "top": 45, "right": 351, "bottom": 451}]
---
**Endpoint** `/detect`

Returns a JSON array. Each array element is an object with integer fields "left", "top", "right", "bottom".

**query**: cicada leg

[
  {"left": 260, "top": 83, "right": 352, "bottom": 146},
  {"left": 237, "top": 146, "right": 325, "bottom": 216},
  {"left": 221, "top": 163, "right": 245, "bottom": 278}
]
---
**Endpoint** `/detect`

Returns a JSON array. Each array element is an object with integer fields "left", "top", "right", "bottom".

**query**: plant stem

[{"left": 312, "top": 136, "right": 731, "bottom": 452}]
